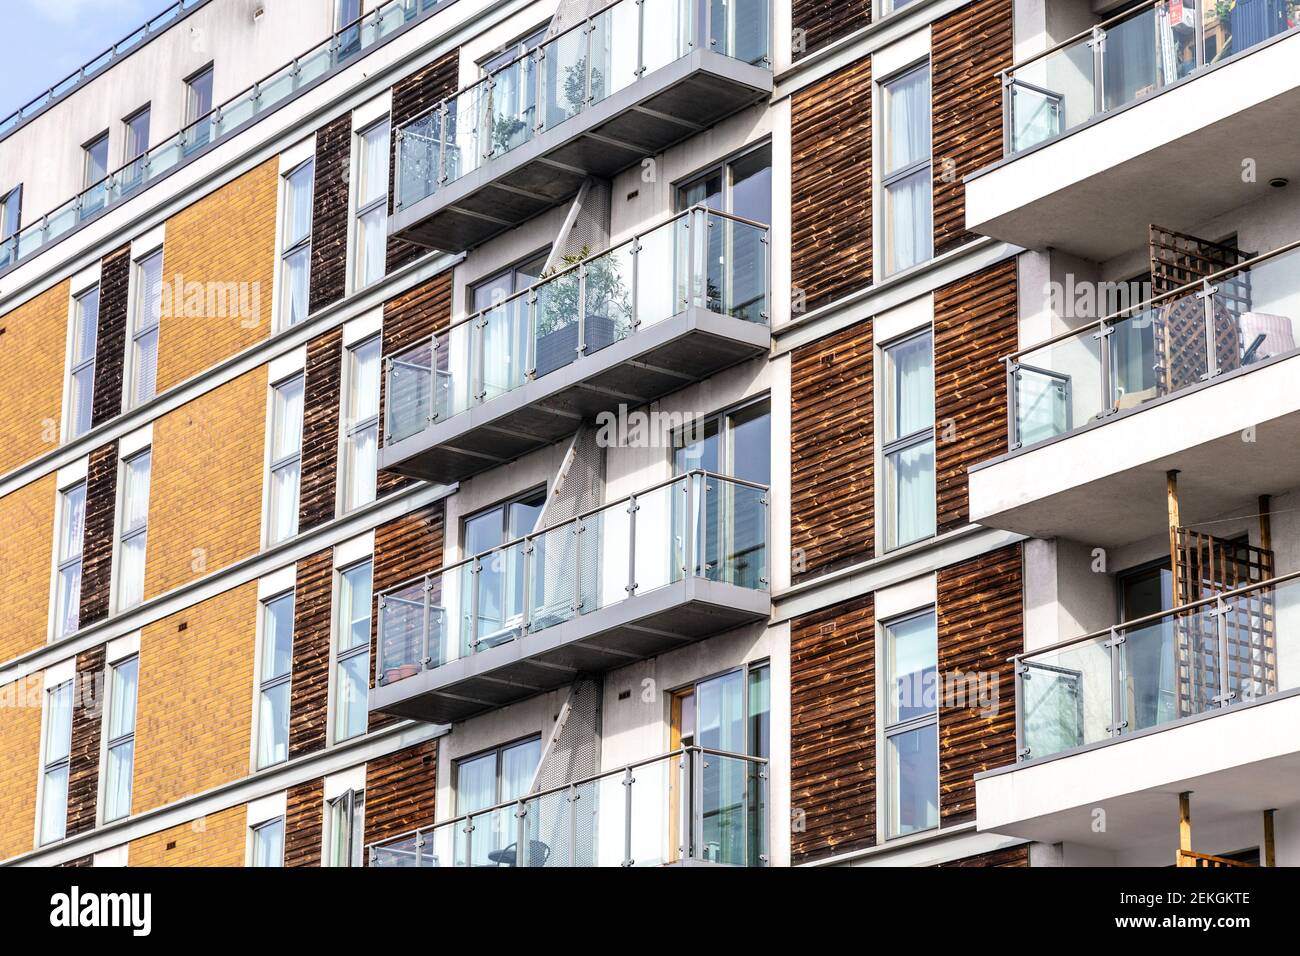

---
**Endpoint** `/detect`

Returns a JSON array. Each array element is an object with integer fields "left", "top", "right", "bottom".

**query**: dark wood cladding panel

[
  {"left": 791, "top": 56, "right": 872, "bottom": 313},
  {"left": 364, "top": 738, "right": 438, "bottom": 860},
  {"left": 299, "top": 327, "right": 343, "bottom": 532},
  {"left": 791, "top": 319, "right": 873, "bottom": 581},
  {"left": 932, "top": 0, "right": 1013, "bottom": 256},
  {"left": 378, "top": 270, "right": 453, "bottom": 496},
  {"left": 66, "top": 645, "right": 106, "bottom": 838},
  {"left": 792, "top": 0, "right": 871, "bottom": 60},
  {"left": 309, "top": 114, "right": 353, "bottom": 315},
  {"left": 937, "top": 844, "right": 1029, "bottom": 867},
  {"left": 791, "top": 595, "right": 875, "bottom": 863},
  {"left": 284, "top": 778, "right": 324, "bottom": 867},
  {"left": 933, "top": 260, "right": 1017, "bottom": 534},
  {"left": 936, "top": 544, "right": 1023, "bottom": 826},
  {"left": 79, "top": 440, "right": 119, "bottom": 627},
  {"left": 387, "top": 51, "right": 459, "bottom": 270},
  {"left": 91, "top": 246, "right": 131, "bottom": 428},
  {"left": 368, "top": 501, "right": 445, "bottom": 730},
  {"left": 288, "top": 550, "right": 333, "bottom": 759}
]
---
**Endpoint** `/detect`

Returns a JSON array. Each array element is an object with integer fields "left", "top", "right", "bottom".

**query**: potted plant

[{"left": 532, "top": 246, "right": 632, "bottom": 376}]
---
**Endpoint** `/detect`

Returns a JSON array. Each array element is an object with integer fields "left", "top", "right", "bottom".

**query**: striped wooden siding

[
  {"left": 387, "top": 51, "right": 459, "bottom": 271},
  {"left": 931, "top": 0, "right": 1013, "bottom": 256},
  {"left": 288, "top": 550, "right": 334, "bottom": 759},
  {"left": 937, "top": 844, "right": 1029, "bottom": 867},
  {"left": 791, "top": 594, "right": 875, "bottom": 862},
  {"left": 378, "top": 269, "right": 453, "bottom": 496},
  {"left": 791, "top": 56, "right": 872, "bottom": 313},
  {"left": 368, "top": 502, "right": 445, "bottom": 730},
  {"left": 78, "top": 441, "right": 119, "bottom": 627},
  {"left": 65, "top": 645, "right": 106, "bottom": 837},
  {"left": 792, "top": 0, "right": 871, "bottom": 60},
  {"left": 284, "top": 778, "right": 324, "bottom": 867},
  {"left": 791, "top": 318, "right": 873, "bottom": 580},
  {"left": 364, "top": 739, "right": 438, "bottom": 860},
  {"left": 309, "top": 114, "right": 353, "bottom": 315},
  {"left": 936, "top": 544, "right": 1023, "bottom": 825},
  {"left": 91, "top": 246, "right": 130, "bottom": 428},
  {"left": 933, "top": 260, "right": 1017, "bottom": 534},
  {"left": 299, "top": 327, "right": 343, "bottom": 532}
]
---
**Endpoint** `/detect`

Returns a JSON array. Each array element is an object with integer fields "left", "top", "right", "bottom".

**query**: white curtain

[{"left": 884, "top": 68, "right": 933, "bottom": 274}]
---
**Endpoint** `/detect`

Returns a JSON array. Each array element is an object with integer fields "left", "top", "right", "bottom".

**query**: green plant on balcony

[{"left": 533, "top": 246, "right": 631, "bottom": 376}]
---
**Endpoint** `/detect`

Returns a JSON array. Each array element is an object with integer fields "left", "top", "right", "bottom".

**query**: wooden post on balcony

[
  {"left": 1177, "top": 791, "right": 1193, "bottom": 867},
  {"left": 1167, "top": 471, "right": 1182, "bottom": 603},
  {"left": 1264, "top": 809, "right": 1277, "bottom": 867}
]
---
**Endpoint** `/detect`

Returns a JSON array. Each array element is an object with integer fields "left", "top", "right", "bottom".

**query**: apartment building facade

[{"left": 1, "top": 0, "right": 1285, "bottom": 871}]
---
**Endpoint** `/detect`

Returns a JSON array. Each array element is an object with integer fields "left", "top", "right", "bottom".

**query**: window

[
  {"left": 882, "top": 610, "right": 938, "bottom": 838},
  {"left": 39, "top": 680, "right": 74, "bottom": 845},
  {"left": 325, "top": 789, "right": 365, "bottom": 866},
  {"left": 54, "top": 482, "right": 87, "bottom": 638},
  {"left": 353, "top": 119, "right": 390, "bottom": 290},
  {"left": 334, "top": 561, "right": 372, "bottom": 742},
  {"left": 336, "top": 0, "right": 364, "bottom": 58},
  {"left": 1, "top": 185, "right": 21, "bottom": 255},
  {"left": 68, "top": 284, "right": 100, "bottom": 438},
  {"left": 881, "top": 330, "right": 935, "bottom": 550},
  {"left": 455, "top": 736, "right": 540, "bottom": 865},
  {"left": 268, "top": 375, "right": 304, "bottom": 544},
  {"left": 881, "top": 65, "right": 932, "bottom": 275},
  {"left": 673, "top": 398, "right": 771, "bottom": 485},
  {"left": 280, "top": 160, "right": 315, "bottom": 327},
  {"left": 335, "top": 0, "right": 362, "bottom": 28},
  {"left": 478, "top": 27, "right": 547, "bottom": 154},
  {"left": 251, "top": 818, "right": 285, "bottom": 866},
  {"left": 256, "top": 593, "right": 294, "bottom": 768},
  {"left": 462, "top": 491, "right": 544, "bottom": 650},
  {"left": 117, "top": 449, "right": 151, "bottom": 610},
  {"left": 102, "top": 654, "right": 139, "bottom": 822},
  {"left": 185, "top": 65, "right": 214, "bottom": 125},
  {"left": 130, "top": 250, "right": 162, "bottom": 407},
  {"left": 122, "top": 106, "right": 151, "bottom": 187},
  {"left": 471, "top": 250, "right": 549, "bottom": 313},
  {"left": 83, "top": 133, "right": 110, "bottom": 188},
  {"left": 676, "top": 142, "right": 773, "bottom": 225},
  {"left": 342, "top": 337, "right": 380, "bottom": 511},
  {"left": 480, "top": 26, "right": 548, "bottom": 74}
]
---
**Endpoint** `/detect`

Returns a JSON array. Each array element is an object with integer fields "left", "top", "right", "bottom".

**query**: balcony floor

[
  {"left": 381, "top": 306, "right": 770, "bottom": 485},
  {"left": 391, "top": 50, "right": 772, "bottom": 252},
  {"left": 370, "top": 576, "right": 770, "bottom": 724},
  {"left": 965, "top": 31, "right": 1300, "bottom": 259}
]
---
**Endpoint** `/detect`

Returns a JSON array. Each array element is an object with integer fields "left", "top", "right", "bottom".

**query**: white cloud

[{"left": 19, "top": 0, "right": 151, "bottom": 28}]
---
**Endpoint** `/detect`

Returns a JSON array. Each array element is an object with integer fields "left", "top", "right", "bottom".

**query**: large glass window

[
  {"left": 1, "top": 186, "right": 21, "bottom": 245},
  {"left": 881, "top": 65, "right": 932, "bottom": 276},
  {"left": 342, "top": 338, "right": 380, "bottom": 512},
  {"left": 130, "top": 250, "right": 162, "bottom": 407},
  {"left": 280, "top": 160, "right": 315, "bottom": 327},
  {"left": 83, "top": 133, "right": 110, "bottom": 189},
  {"left": 39, "top": 680, "right": 74, "bottom": 845},
  {"left": 268, "top": 375, "right": 304, "bottom": 544},
  {"left": 251, "top": 817, "right": 284, "bottom": 866},
  {"left": 354, "top": 119, "right": 390, "bottom": 290},
  {"left": 334, "top": 561, "right": 372, "bottom": 743},
  {"left": 68, "top": 283, "right": 100, "bottom": 438},
  {"left": 256, "top": 593, "right": 294, "bottom": 768},
  {"left": 461, "top": 490, "right": 544, "bottom": 651},
  {"left": 117, "top": 449, "right": 151, "bottom": 610},
  {"left": 185, "top": 65, "right": 214, "bottom": 125},
  {"left": 102, "top": 654, "right": 139, "bottom": 823},
  {"left": 455, "top": 736, "right": 541, "bottom": 866},
  {"left": 881, "top": 330, "right": 935, "bottom": 550},
  {"left": 55, "top": 482, "right": 86, "bottom": 638},
  {"left": 676, "top": 143, "right": 772, "bottom": 225},
  {"left": 882, "top": 610, "right": 938, "bottom": 839},
  {"left": 325, "top": 789, "right": 365, "bottom": 867}
]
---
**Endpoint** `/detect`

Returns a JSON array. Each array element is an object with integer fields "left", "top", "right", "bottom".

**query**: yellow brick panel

[
  {"left": 0, "top": 280, "right": 69, "bottom": 474},
  {"left": 128, "top": 804, "right": 247, "bottom": 867},
  {"left": 0, "top": 674, "right": 44, "bottom": 860},
  {"left": 144, "top": 366, "right": 267, "bottom": 599},
  {"left": 0, "top": 473, "right": 57, "bottom": 661},
  {"left": 133, "top": 582, "right": 257, "bottom": 815},
  {"left": 157, "top": 158, "right": 279, "bottom": 393}
]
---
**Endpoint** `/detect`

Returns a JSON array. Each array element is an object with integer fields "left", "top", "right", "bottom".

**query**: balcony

[
  {"left": 969, "top": 241, "right": 1300, "bottom": 547},
  {"left": 371, "top": 471, "right": 769, "bottom": 723},
  {"left": 975, "top": 572, "right": 1300, "bottom": 859},
  {"left": 381, "top": 206, "right": 770, "bottom": 485},
  {"left": 389, "top": 0, "right": 772, "bottom": 252},
  {"left": 965, "top": 2, "right": 1300, "bottom": 258},
  {"left": 368, "top": 746, "right": 768, "bottom": 867}
]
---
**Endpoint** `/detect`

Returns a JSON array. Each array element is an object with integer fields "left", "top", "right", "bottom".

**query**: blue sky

[{"left": 1, "top": 0, "right": 161, "bottom": 118}]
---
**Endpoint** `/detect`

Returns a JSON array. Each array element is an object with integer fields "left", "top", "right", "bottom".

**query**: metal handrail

[
  {"left": 380, "top": 468, "right": 768, "bottom": 589},
  {"left": 367, "top": 744, "right": 769, "bottom": 863},
  {"left": 999, "top": 0, "right": 1165, "bottom": 78},
  {"left": 1004, "top": 235, "right": 1300, "bottom": 364},
  {"left": 1013, "top": 565, "right": 1300, "bottom": 666}
]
